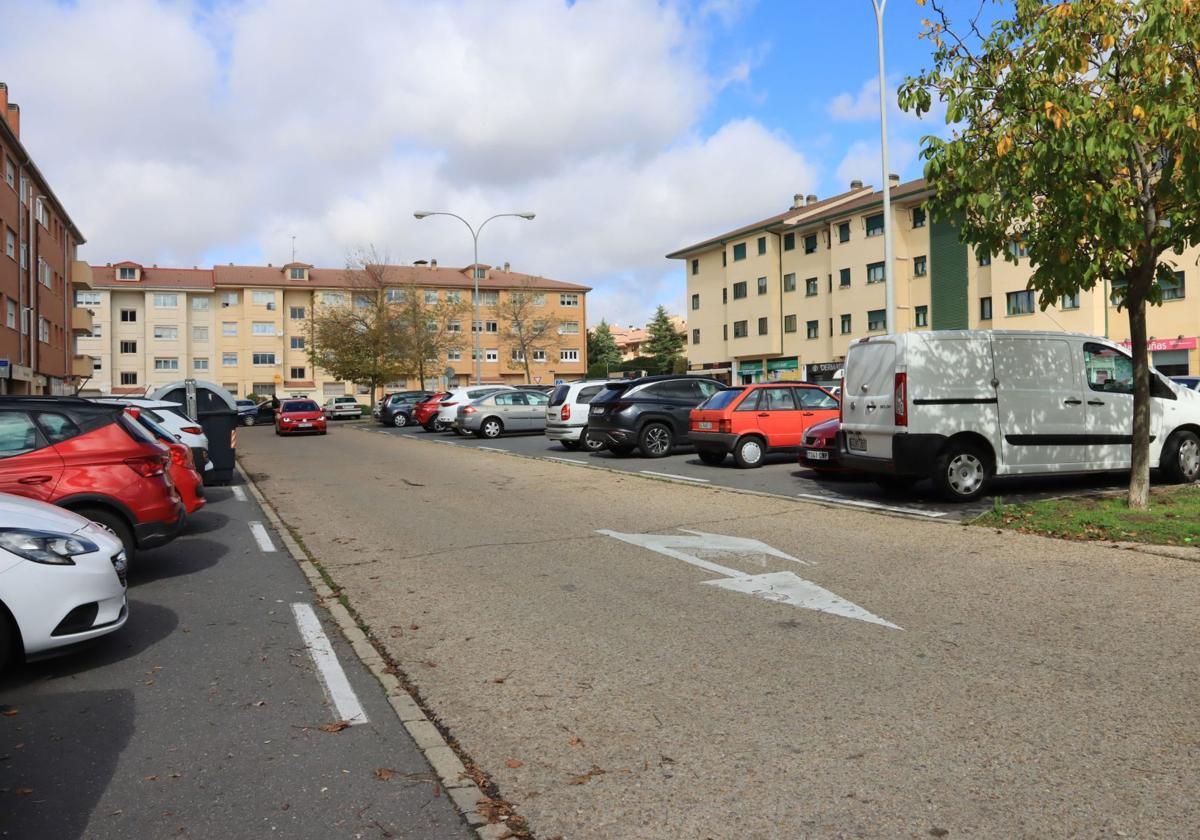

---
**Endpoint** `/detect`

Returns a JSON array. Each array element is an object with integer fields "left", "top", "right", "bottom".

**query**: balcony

[
  {"left": 71, "top": 307, "right": 94, "bottom": 334},
  {"left": 71, "top": 354, "right": 96, "bottom": 378},
  {"left": 71, "top": 260, "right": 93, "bottom": 290}
]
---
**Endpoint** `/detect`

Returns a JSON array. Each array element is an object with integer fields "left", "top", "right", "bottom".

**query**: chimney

[
  {"left": 5, "top": 103, "right": 19, "bottom": 139},
  {"left": 503, "top": 261, "right": 510, "bottom": 271},
  {"left": 805, "top": 194, "right": 818, "bottom": 206},
  {"left": 267, "top": 262, "right": 272, "bottom": 267},
  {"left": 792, "top": 193, "right": 804, "bottom": 209},
  {"left": 888, "top": 173, "right": 900, "bottom": 187},
  {"left": 0, "top": 84, "right": 8, "bottom": 125},
  {"left": 850, "top": 179, "right": 864, "bottom": 190},
  {"left": 431, "top": 258, "right": 437, "bottom": 268}
]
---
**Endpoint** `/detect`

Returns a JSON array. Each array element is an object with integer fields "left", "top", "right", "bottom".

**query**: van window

[
  {"left": 549, "top": 385, "right": 570, "bottom": 406},
  {"left": 577, "top": 385, "right": 604, "bottom": 403},
  {"left": 1084, "top": 343, "right": 1134, "bottom": 394},
  {"left": 994, "top": 338, "right": 1075, "bottom": 392}
]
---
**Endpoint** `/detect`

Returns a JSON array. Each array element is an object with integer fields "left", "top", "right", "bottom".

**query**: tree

[
  {"left": 587, "top": 320, "right": 622, "bottom": 374},
  {"left": 898, "top": 0, "right": 1200, "bottom": 508},
  {"left": 307, "top": 252, "right": 409, "bottom": 403},
  {"left": 491, "top": 279, "right": 562, "bottom": 383},
  {"left": 642, "top": 306, "right": 685, "bottom": 372},
  {"left": 390, "top": 278, "right": 472, "bottom": 388}
]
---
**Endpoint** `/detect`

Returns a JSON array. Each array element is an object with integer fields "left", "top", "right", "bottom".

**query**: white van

[{"left": 840, "top": 330, "right": 1200, "bottom": 501}]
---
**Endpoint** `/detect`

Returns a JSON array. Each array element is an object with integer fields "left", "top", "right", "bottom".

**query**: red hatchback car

[
  {"left": 414, "top": 392, "right": 451, "bottom": 432},
  {"left": 275, "top": 399, "right": 327, "bottom": 436},
  {"left": 689, "top": 383, "right": 841, "bottom": 468},
  {"left": 0, "top": 397, "right": 184, "bottom": 562},
  {"left": 128, "top": 408, "right": 206, "bottom": 514}
]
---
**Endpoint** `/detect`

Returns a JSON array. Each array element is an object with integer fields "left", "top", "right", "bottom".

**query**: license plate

[
  {"left": 847, "top": 433, "right": 867, "bottom": 452},
  {"left": 299, "top": 422, "right": 311, "bottom": 428},
  {"left": 805, "top": 450, "right": 829, "bottom": 460},
  {"left": 590, "top": 405, "right": 604, "bottom": 415},
  {"left": 698, "top": 421, "right": 713, "bottom": 430}
]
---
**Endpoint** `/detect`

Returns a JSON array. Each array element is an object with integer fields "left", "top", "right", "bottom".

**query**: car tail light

[
  {"left": 441, "top": 401, "right": 456, "bottom": 407},
  {"left": 125, "top": 454, "right": 167, "bottom": 478},
  {"left": 462, "top": 406, "right": 477, "bottom": 414},
  {"left": 561, "top": 404, "right": 571, "bottom": 421},
  {"left": 125, "top": 406, "right": 142, "bottom": 419},
  {"left": 718, "top": 419, "right": 732, "bottom": 433},
  {"left": 894, "top": 372, "right": 908, "bottom": 427},
  {"left": 169, "top": 447, "right": 186, "bottom": 467},
  {"left": 180, "top": 425, "right": 203, "bottom": 435}
]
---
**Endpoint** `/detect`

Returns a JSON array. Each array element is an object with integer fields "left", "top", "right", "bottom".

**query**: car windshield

[
  {"left": 699, "top": 388, "right": 744, "bottom": 410},
  {"left": 283, "top": 400, "right": 319, "bottom": 412}
]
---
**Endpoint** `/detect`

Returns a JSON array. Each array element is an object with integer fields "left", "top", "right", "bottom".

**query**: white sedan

[{"left": 0, "top": 495, "right": 128, "bottom": 671}]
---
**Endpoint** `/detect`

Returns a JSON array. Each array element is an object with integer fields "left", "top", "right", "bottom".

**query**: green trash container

[{"left": 150, "top": 380, "right": 239, "bottom": 486}]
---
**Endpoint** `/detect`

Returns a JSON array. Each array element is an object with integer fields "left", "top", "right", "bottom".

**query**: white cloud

[
  {"left": 827, "top": 75, "right": 945, "bottom": 125},
  {"left": 0, "top": 0, "right": 814, "bottom": 327},
  {"left": 833, "top": 138, "right": 920, "bottom": 189}
]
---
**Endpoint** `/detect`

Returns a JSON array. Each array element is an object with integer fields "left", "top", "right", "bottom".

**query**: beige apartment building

[
  {"left": 669, "top": 177, "right": 1200, "bottom": 385},
  {"left": 75, "top": 261, "right": 589, "bottom": 398}
]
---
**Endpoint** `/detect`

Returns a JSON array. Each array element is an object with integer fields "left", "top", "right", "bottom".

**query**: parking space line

[
  {"left": 231, "top": 486, "right": 247, "bottom": 502},
  {"left": 248, "top": 520, "right": 278, "bottom": 551},
  {"left": 432, "top": 439, "right": 460, "bottom": 445},
  {"left": 291, "top": 603, "right": 369, "bottom": 726},
  {"left": 639, "top": 470, "right": 711, "bottom": 484},
  {"left": 477, "top": 446, "right": 507, "bottom": 453},
  {"left": 795, "top": 493, "right": 947, "bottom": 518},
  {"left": 545, "top": 456, "right": 587, "bottom": 465}
]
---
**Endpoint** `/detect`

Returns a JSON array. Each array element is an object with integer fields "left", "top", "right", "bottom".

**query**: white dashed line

[
  {"left": 477, "top": 446, "right": 507, "bottom": 453},
  {"left": 545, "top": 456, "right": 587, "bottom": 465},
  {"left": 248, "top": 520, "right": 278, "bottom": 551},
  {"left": 231, "top": 486, "right": 247, "bottom": 502},
  {"left": 795, "top": 493, "right": 947, "bottom": 518},
  {"left": 291, "top": 603, "right": 369, "bottom": 726},
  {"left": 638, "top": 470, "right": 711, "bottom": 484}
]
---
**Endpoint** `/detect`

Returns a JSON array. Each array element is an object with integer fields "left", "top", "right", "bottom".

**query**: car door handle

[
  {"left": 1063, "top": 398, "right": 1083, "bottom": 406},
  {"left": 18, "top": 475, "right": 52, "bottom": 485},
  {"left": 757, "top": 412, "right": 770, "bottom": 417},
  {"left": 802, "top": 412, "right": 814, "bottom": 416},
  {"left": 1087, "top": 399, "right": 1105, "bottom": 406}
]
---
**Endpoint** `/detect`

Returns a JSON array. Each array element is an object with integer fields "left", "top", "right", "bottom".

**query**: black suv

[
  {"left": 586, "top": 375, "right": 724, "bottom": 457},
  {"left": 377, "top": 391, "right": 434, "bottom": 428}
]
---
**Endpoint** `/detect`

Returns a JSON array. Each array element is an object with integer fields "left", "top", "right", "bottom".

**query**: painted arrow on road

[{"left": 596, "top": 529, "right": 900, "bottom": 630}]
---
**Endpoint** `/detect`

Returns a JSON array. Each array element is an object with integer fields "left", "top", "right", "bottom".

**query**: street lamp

[
  {"left": 870, "top": 0, "right": 896, "bottom": 334},
  {"left": 413, "top": 211, "right": 536, "bottom": 385}
]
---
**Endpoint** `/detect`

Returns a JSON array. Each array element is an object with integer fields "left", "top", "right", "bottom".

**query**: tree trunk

[
  {"left": 1127, "top": 286, "right": 1152, "bottom": 510},
  {"left": 523, "top": 356, "right": 532, "bottom": 384}
]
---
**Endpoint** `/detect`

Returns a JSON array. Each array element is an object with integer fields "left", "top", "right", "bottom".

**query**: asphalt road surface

[
  {"left": 0, "top": 472, "right": 471, "bottom": 840},
  {"left": 240, "top": 421, "right": 1200, "bottom": 840}
]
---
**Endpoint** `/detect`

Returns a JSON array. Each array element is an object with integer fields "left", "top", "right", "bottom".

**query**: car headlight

[{"left": 0, "top": 529, "right": 99, "bottom": 566}]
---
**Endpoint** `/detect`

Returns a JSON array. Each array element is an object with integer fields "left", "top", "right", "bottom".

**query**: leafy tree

[
  {"left": 491, "top": 279, "right": 562, "bottom": 383},
  {"left": 899, "top": 0, "right": 1200, "bottom": 508},
  {"left": 587, "top": 320, "right": 622, "bottom": 373},
  {"left": 391, "top": 278, "right": 472, "bottom": 388},
  {"left": 642, "top": 305, "right": 685, "bottom": 372}
]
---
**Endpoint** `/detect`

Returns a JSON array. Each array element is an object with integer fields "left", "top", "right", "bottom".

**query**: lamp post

[
  {"left": 870, "top": 0, "right": 896, "bottom": 334},
  {"left": 413, "top": 211, "right": 535, "bottom": 385}
]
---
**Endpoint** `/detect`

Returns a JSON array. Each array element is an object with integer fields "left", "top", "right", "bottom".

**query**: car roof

[{"left": 606, "top": 374, "right": 722, "bottom": 388}]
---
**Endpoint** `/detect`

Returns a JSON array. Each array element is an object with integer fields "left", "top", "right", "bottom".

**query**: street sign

[
  {"left": 555, "top": 378, "right": 564, "bottom": 385},
  {"left": 533, "top": 376, "right": 542, "bottom": 384},
  {"left": 0, "top": 359, "right": 9, "bottom": 379}
]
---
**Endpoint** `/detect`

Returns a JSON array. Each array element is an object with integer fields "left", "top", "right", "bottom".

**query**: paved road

[
  {"left": 241, "top": 422, "right": 1200, "bottom": 840},
  {"left": 0, "top": 470, "right": 471, "bottom": 840},
  {"left": 356, "top": 419, "right": 1134, "bottom": 521}
]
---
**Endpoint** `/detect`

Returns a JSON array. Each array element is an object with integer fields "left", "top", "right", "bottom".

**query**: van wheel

[
  {"left": 733, "top": 437, "right": 765, "bottom": 468},
  {"left": 932, "top": 442, "right": 991, "bottom": 502},
  {"left": 638, "top": 423, "right": 673, "bottom": 458},
  {"left": 75, "top": 506, "right": 136, "bottom": 567},
  {"left": 1161, "top": 430, "right": 1200, "bottom": 484},
  {"left": 698, "top": 449, "right": 725, "bottom": 466}
]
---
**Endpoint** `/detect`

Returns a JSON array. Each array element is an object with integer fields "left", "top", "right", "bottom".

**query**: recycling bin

[{"left": 150, "top": 380, "right": 239, "bottom": 486}]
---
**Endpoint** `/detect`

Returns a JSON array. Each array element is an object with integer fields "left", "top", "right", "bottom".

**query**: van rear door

[{"left": 841, "top": 338, "right": 898, "bottom": 459}]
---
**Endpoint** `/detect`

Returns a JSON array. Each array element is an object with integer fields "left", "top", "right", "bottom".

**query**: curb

[{"left": 235, "top": 463, "right": 521, "bottom": 838}]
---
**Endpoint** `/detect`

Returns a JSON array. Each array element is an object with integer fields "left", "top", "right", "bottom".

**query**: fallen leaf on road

[
  {"left": 567, "top": 765, "right": 606, "bottom": 785},
  {"left": 409, "top": 624, "right": 420, "bottom": 630},
  {"left": 251, "top": 700, "right": 266, "bottom": 707},
  {"left": 420, "top": 660, "right": 437, "bottom": 668},
  {"left": 143, "top": 776, "right": 159, "bottom": 782},
  {"left": 1, "top": 709, "right": 18, "bottom": 717},
  {"left": 318, "top": 721, "right": 351, "bottom": 733},
  {"left": 374, "top": 768, "right": 395, "bottom": 781},
  {"left": 505, "top": 759, "right": 523, "bottom": 769},
  {"left": 491, "top": 676, "right": 507, "bottom": 684},
  {"left": 568, "top": 736, "right": 583, "bottom": 747},
  {"left": 15, "top": 788, "right": 33, "bottom": 796}
]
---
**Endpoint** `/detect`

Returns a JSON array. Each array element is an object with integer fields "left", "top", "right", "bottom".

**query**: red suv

[
  {"left": 275, "top": 398, "right": 327, "bottom": 436},
  {"left": 689, "top": 383, "right": 840, "bottom": 468},
  {"left": 413, "top": 392, "right": 450, "bottom": 431},
  {"left": 0, "top": 397, "right": 184, "bottom": 562}
]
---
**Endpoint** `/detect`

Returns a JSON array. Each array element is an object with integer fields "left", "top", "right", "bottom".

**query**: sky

[{"left": 0, "top": 0, "right": 985, "bottom": 329}]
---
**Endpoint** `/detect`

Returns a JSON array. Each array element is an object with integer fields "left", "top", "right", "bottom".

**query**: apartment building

[
  {"left": 0, "top": 83, "right": 91, "bottom": 395},
  {"left": 610, "top": 315, "right": 686, "bottom": 361},
  {"left": 669, "top": 177, "right": 1200, "bottom": 385},
  {"left": 76, "top": 261, "right": 589, "bottom": 398}
]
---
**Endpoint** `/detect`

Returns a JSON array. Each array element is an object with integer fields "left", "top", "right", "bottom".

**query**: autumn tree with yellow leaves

[{"left": 900, "top": 0, "right": 1200, "bottom": 508}]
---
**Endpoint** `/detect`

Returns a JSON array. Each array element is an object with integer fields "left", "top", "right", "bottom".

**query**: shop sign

[
  {"left": 806, "top": 361, "right": 842, "bottom": 378},
  {"left": 766, "top": 357, "right": 799, "bottom": 372},
  {"left": 1119, "top": 337, "right": 1197, "bottom": 353}
]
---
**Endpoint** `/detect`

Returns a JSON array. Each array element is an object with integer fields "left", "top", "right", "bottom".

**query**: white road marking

[
  {"left": 248, "top": 521, "right": 277, "bottom": 552},
  {"left": 597, "top": 529, "right": 900, "bottom": 630},
  {"left": 545, "top": 456, "right": 587, "bottom": 465},
  {"left": 432, "top": 439, "right": 460, "bottom": 445},
  {"left": 795, "top": 493, "right": 947, "bottom": 519},
  {"left": 477, "top": 446, "right": 507, "bottom": 453},
  {"left": 291, "top": 603, "right": 369, "bottom": 726},
  {"left": 638, "top": 470, "right": 710, "bottom": 484},
  {"left": 231, "top": 486, "right": 247, "bottom": 502}
]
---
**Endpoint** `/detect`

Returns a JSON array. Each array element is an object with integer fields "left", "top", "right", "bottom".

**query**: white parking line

[
  {"left": 477, "top": 446, "right": 507, "bottom": 453},
  {"left": 545, "top": 456, "right": 587, "bottom": 465},
  {"left": 291, "top": 603, "right": 369, "bottom": 726},
  {"left": 795, "top": 493, "right": 947, "bottom": 518},
  {"left": 231, "top": 486, "right": 247, "bottom": 502},
  {"left": 248, "top": 520, "right": 277, "bottom": 551},
  {"left": 432, "top": 439, "right": 460, "bottom": 445},
  {"left": 639, "top": 470, "right": 711, "bottom": 484}
]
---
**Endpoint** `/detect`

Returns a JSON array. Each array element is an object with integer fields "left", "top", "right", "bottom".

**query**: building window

[
  {"left": 118, "top": 267, "right": 137, "bottom": 280},
  {"left": 559, "top": 293, "right": 579, "bottom": 307},
  {"left": 5, "top": 300, "right": 14, "bottom": 330},
  {"left": 446, "top": 320, "right": 461, "bottom": 333},
  {"left": 691, "top": 258, "right": 699, "bottom": 275},
  {"left": 723, "top": 324, "right": 728, "bottom": 341},
  {"left": 252, "top": 322, "right": 275, "bottom": 336},
  {"left": 289, "top": 267, "right": 305, "bottom": 279},
  {"left": 120, "top": 372, "right": 137, "bottom": 385},
  {"left": 978, "top": 251, "right": 992, "bottom": 267},
  {"left": 805, "top": 277, "right": 818, "bottom": 297},
  {"left": 223, "top": 352, "right": 238, "bottom": 366},
  {"left": 3, "top": 158, "right": 12, "bottom": 188},
  {"left": 290, "top": 367, "right": 306, "bottom": 379},
  {"left": 1110, "top": 281, "right": 1127, "bottom": 306},
  {"left": 75, "top": 291, "right": 101, "bottom": 307},
  {"left": 804, "top": 233, "right": 818, "bottom": 254},
  {"left": 1009, "top": 239, "right": 1029, "bottom": 259},
  {"left": 93, "top": 359, "right": 103, "bottom": 372},
  {"left": 783, "top": 233, "right": 795, "bottom": 252},
  {"left": 1006, "top": 290, "right": 1036, "bottom": 315},
  {"left": 913, "top": 256, "right": 927, "bottom": 277},
  {"left": 193, "top": 326, "right": 209, "bottom": 342},
  {"left": 221, "top": 291, "right": 241, "bottom": 307},
  {"left": 4, "top": 229, "right": 13, "bottom": 259},
  {"left": 756, "top": 236, "right": 767, "bottom": 256},
  {"left": 533, "top": 349, "right": 546, "bottom": 362},
  {"left": 510, "top": 348, "right": 526, "bottom": 363},
  {"left": 424, "top": 290, "right": 439, "bottom": 304},
  {"left": 252, "top": 352, "right": 276, "bottom": 366},
  {"left": 289, "top": 306, "right": 306, "bottom": 319},
  {"left": 757, "top": 276, "right": 768, "bottom": 295},
  {"left": 38, "top": 317, "right": 49, "bottom": 343},
  {"left": 838, "top": 222, "right": 851, "bottom": 243},
  {"left": 35, "top": 199, "right": 49, "bottom": 228},
  {"left": 728, "top": 242, "right": 745, "bottom": 262},
  {"left": 722, "top": 287, "right": 728, "bottom": 304},
  {"left": 482, "top": 348, "right": 497, "bottom": 362},
  {"left": 194, "top": 358, "right": 209, "bottom": 371},
  {"left": 980, "top": 296, "right": 993, "bottom": 320},
  {"left": 806, "top": 320, "right": 819, "bottom": 339},
  {"left": 192, "top": 296, "right": 210, "bottom": 311},
  {"left": 290, "top": 336, "right": 305, "bottom": 349},
  {"left": 154, "top": 358, "right": 179, "bottom": 371},
  {"left": 865, "top": 213, "right": 885, "bottom": 237},
  {"left": 1060, "top": 292, "right": 1081, "bottom": 310},
  {"left": 784, "top": 315, "right": 797, "bottom": 333},
  {"left": 19, "top": 242, "right": 26, "bottom": 269},
  {"left": 840, "top": 314, "right": 852, "bottom": 334},
  {"left": 118, "top": 340, "right": 138, "bottom": 356},
  {"left": 867, "top": 309, "right": 887, "bottom": 331},
  {"left": 691, "top": 293, "right": 700, "bottom": 310},
  {"left": 690, "top": 327, "right": 700, "bottom": 344},
  {"left": 482, "top": 320, "right": 498, "bottom": 333},
  {"left": 783, "top": 273, "right": 796, "bottom": 293},
  {"left": 222, "top": 322, "right": 237, "bottom": 337},
  {"left": 354, "top": 294, "right": 371, "bottom": 310},
  {"left": 915, "top": 305, "right": 929, "bottom": 327},
  {"left": 153, "top": 293, "right": 177, "bottom": 308},
  {"left": 153, "top": 325, "right": 179, "bottom": 340},
  {"left": 866, "top": 262, "right": 885, "bottom": 284},
  {"left": 90, "top": 324, "right": 102, "bottom": 338},
  {"left": 758, "top": 317, "right": 769, "bottom": 335},
  {"left": 528, "top": 293, "right": 541, "bottom": 306},
  {"left": 385, "top": 289, "right": 406, "bottom": 303},
  {"left": 447, "top": 350, "right": 462, "bottom": 361},
  {"left": 912, "top": 207, "right": 927, "bottom": 228},
  {"left": 559, "top": 349, "right": 579, "bottom": 363},
  {"left": 733, "top": 281, "right": 747, "bottom": 299},
  {"left": 473, "top": 290, "right": 499, "bottom": 306},
  {"left": 733, "top": 320, "right": 748, "bottom": 338},
  {"left": 558, "top": 321, "right": 580, "bottom": 335},
  {"left": 120, "top": 309, "right": 137, "bottom": 323},
  {"left": 1164, "top": 271, "right": 1186, "bottom": 301},
  {"left": 839, "top": 268, "right": 851, "bottom": 288}
]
